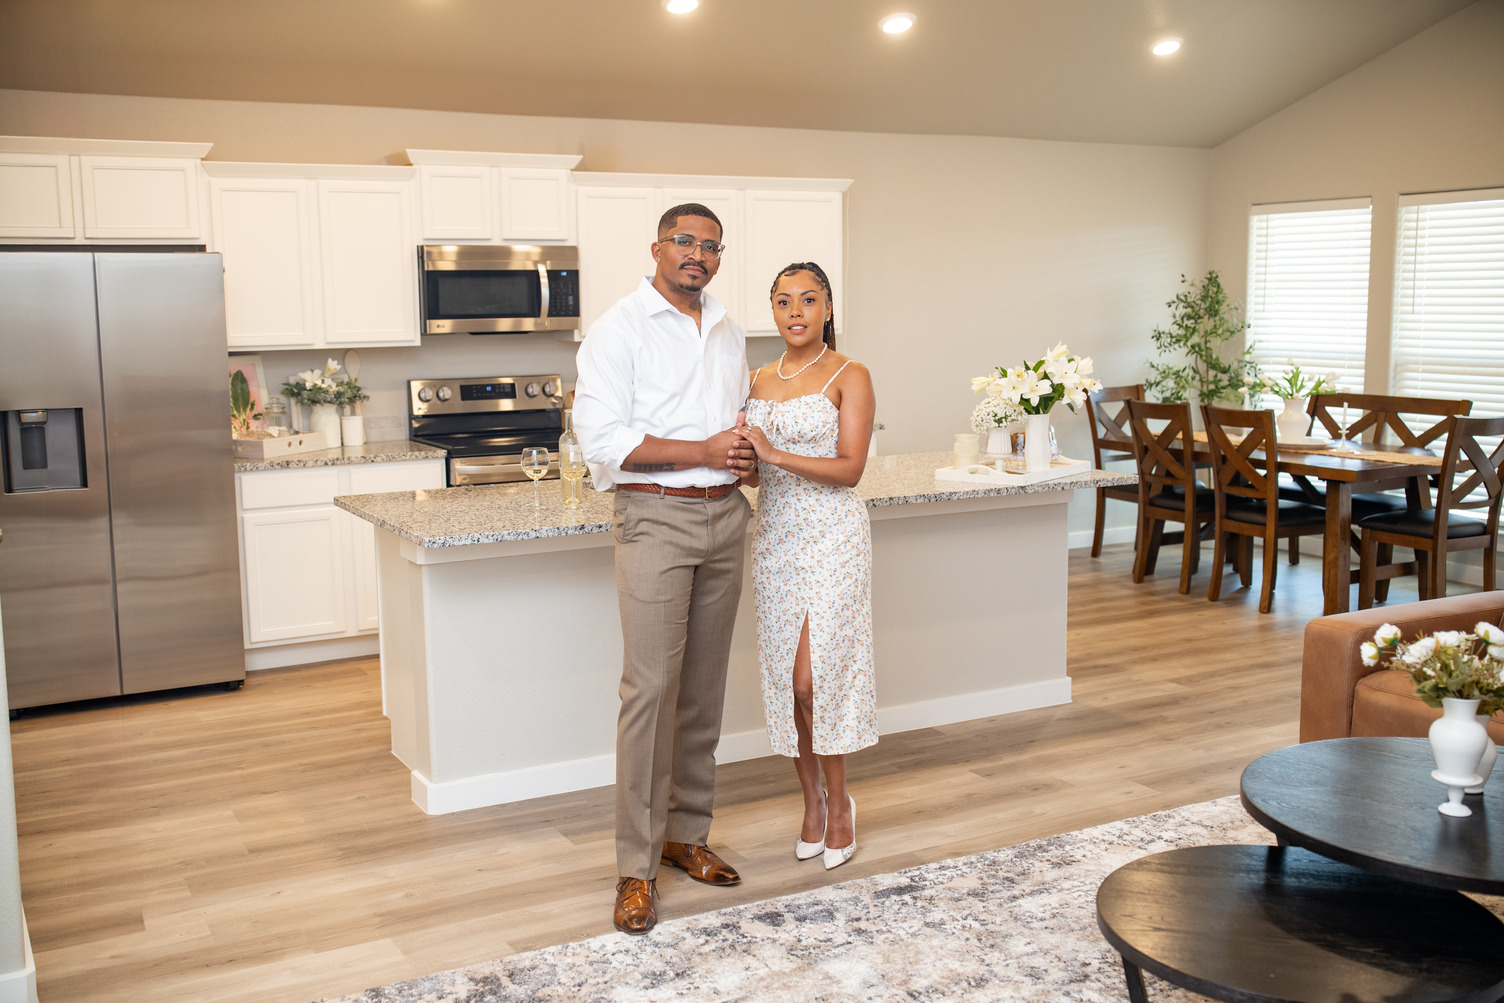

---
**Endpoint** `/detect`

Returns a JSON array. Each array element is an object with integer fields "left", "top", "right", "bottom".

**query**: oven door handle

[{"left": 537, "top": 263, "right": 551, "bottom": 320}]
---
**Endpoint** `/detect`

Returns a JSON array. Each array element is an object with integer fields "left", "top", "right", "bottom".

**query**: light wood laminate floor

[{"left": 10, "top": 543, "right": 1424, "bottom": 1002}]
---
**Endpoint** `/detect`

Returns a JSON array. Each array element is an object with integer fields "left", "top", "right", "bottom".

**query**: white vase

[
  {"left": 1430, "top": 696, "right": 1489, "bottom": 816},
  {"left": 985, "top": 426, "right": 1013, "bottom": 457},
  {"left": 1023, "top": 413, "right": 1053, "bottom": 472},
  {"left": 309, "top": 404, "right": 342, "bottom": 449},
  {"left": 1275, "top": 397, "right": 1309, "bottom": 441},
  {"left": 1466, "top": 714, "right": 1497, "bottom": 794}
]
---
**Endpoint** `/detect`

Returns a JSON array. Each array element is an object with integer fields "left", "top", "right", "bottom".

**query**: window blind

[
  {"left": 1393, "top": 189, "right": 1504, "bottom": 420},
  {"left": 1246, "top": 199, "right": 1372, "bottom": 398}
]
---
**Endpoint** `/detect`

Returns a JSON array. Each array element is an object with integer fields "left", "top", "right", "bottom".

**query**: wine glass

[
  {"left": 519, "top": 446, "right": 550, "bottom": 509},
  {"left": 559, "top": 443, "right": 587, "bottom": 509}
]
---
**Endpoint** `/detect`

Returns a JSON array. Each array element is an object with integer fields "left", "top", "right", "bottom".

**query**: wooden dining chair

[
  {"left": 1200, "top": 405, "right": 1328, "bottom": 613},
  {"left": 1125, "top": 398, "right": 1216, "bottom": 594},
  {"left": 1086, "top": 384, "right": 1143, "bottom": 558},
  {"left": 1357, "top": 414, "right": 1504, "bottom": 608}
]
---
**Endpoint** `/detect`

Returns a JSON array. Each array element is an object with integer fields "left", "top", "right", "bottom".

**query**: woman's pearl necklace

[{"left": 776, "top": 344, "right": 827, "bottom": 381}]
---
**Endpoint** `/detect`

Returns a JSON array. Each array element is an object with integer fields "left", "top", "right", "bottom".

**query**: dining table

[{"left": 1192, "top": 434, "right": 1446, "bottom": 615}]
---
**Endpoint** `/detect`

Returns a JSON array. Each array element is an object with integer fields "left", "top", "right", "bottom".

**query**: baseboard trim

[
  {"left": 407, "top": 677, "right": 1073, "bottom": 815},
  {"left": 244, "top": 635, "right": 380, "bottom": 672}
]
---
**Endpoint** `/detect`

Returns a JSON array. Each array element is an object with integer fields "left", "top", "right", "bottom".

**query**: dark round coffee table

[
  {"left": 1096, "top": 843, "right": 1504, "bottom": 1003},
  {"left": 1239, "top": 736, "right": 1504, "bottom": 893}
]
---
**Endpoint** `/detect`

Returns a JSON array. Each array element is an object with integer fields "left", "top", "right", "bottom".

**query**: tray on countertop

[
  {"left": 231, "top": 430, "right": 329, "bottom": 458},
  {"left": 935, "top": 456, "right": 1090, "bottom": 485}
]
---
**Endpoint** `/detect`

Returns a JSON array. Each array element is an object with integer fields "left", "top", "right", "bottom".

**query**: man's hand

[{"left": 706, "top": 426, "right": 755, "bottom": 474}]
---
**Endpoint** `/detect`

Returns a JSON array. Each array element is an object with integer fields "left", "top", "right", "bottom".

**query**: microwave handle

[{"left": 537, "top": 263, "right": 551, "bottom": 320}]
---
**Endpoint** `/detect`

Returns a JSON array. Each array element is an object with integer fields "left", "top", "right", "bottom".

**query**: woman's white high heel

[
  {"left": 795, "top": 794, "right": 827, "bottom": 860},
  {"left": 823, "top": 795, "right": 856, "bottom": 870}
]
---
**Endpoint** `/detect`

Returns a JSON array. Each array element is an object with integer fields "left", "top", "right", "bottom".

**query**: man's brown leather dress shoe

[
  {"left": 660, "top": 842, "right": 741, "bottom": 885},
  {"left": 613, "top": 877, "right": 656, "bottom": 935}
]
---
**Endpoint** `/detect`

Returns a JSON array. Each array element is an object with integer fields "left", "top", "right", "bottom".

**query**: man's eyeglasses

[{"left": 659, "top": 234, "right": 725, "bottom": 258}]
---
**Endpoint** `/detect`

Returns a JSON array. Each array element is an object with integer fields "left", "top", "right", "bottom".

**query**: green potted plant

[{"left": 1145, "top": 271, "right": 1259, "bottom": 406}]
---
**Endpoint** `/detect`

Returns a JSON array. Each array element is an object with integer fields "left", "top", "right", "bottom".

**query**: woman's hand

[{"left": 736, "top": 421, "right": 782, "bottom": 468}]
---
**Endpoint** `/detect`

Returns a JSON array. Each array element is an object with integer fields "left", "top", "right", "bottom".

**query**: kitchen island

[{"left": 336, "top": 453, "right": 1135, "bottom": 814}]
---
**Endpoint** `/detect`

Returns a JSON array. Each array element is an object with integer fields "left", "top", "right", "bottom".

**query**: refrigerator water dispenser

[{"left": 2, "top": 408, "right": 87, "bottom": 492}]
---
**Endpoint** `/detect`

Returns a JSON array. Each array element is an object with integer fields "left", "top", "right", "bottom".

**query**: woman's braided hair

[{"left": 769, "top": 261, "right": 836, "bottom": 351}]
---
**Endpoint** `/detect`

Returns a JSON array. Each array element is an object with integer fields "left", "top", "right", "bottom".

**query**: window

[
  {"left": 1393, "top": 189, "right": 1504, "bottom": 418},
  {"left": 1246, "top": 199, "right": 1373, "bottom": 397}
]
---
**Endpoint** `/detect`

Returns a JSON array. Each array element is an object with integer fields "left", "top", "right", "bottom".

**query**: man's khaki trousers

[{"left": 612, "top": 487, "right": 750, "bottom": 878}]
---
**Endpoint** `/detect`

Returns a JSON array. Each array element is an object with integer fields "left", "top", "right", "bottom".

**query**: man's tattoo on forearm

[{"left": 628, "top": 461, "right": 678, "bottom": 472}]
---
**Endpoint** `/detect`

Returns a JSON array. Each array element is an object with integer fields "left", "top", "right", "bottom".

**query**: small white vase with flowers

[
  {"left": 1247, "top": 361, "right": 1340, "bottom": 442},
  {"left": 1363, "top": 621, "right": 1504, "bottom": 816},
  {"left": 971, "top": 342, "right": 1102, "bottom": 473}
]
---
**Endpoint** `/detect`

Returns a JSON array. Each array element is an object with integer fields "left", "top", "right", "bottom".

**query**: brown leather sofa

[{"left": 1300, "top": 591, "right": 1504, "bottom": 743}]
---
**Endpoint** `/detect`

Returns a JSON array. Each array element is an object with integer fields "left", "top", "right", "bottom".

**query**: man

[{"left": 573, "top": 203, "right": 754, "bottom": 935}]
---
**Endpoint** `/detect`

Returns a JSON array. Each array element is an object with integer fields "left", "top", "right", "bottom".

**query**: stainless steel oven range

[{"left": 408, "top": 376, "right": 565, "bottom": 485}]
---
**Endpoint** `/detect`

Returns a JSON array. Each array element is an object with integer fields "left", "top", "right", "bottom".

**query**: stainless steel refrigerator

[{"left": 0, "top": 251, "right": 243, "bottom": 710}]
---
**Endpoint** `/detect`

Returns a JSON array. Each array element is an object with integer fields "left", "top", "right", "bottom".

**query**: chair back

[
  {"left": 1200, "top": 404, "right": 1279, "bottom": 508},
  {"left": 1086, "top": 385, "right": 1143, "bottom": 468},
  {"left": 1125, "top": 399, "right": 1197, "bottom": 503},
  {"left": 1434, "top": 415, "right": 1504, "bottom": 528},
  {"left": 1308, "top": 393, "right": 1471, "bottom": 449}
]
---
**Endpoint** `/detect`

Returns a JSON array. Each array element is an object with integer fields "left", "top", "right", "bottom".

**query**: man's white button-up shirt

[{"left": 573, "top": 277, "right": 749, "bottom": 491}]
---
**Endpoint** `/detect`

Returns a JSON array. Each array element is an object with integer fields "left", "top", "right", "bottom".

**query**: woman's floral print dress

[{"left": 743, "top": 364, "right": 877, "bottom": 757}]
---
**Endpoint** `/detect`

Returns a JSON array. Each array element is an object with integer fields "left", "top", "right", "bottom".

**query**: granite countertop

[
  {"left": 334, "top": 451, "right": 1137, "bottom": 549},
  {"left": 234, "top": 439, "right": 447, "bottom": 472}
]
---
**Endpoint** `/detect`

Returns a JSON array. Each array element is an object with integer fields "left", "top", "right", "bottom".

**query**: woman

[{"left": 737, "top": 261, "right": 877, "bottom": 871}]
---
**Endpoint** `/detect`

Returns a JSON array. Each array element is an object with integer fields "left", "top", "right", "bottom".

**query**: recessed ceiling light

[
  {"left": 879, "top": 12, "right": 916, "bottom": 34},
  {"left": 662, "top": 0, "right": 699, "bottom": 13},
  {"left": 1152, "top": 37, "right": 1183, "bottom": 56}
]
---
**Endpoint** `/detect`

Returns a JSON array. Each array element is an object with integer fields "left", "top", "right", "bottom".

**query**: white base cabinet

[{"left": 236, "top": 460, "right": 445, "bottom": 648}]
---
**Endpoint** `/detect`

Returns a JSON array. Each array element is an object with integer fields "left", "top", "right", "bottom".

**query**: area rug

[{"left": 311, "top": 797, "right": 1290, "bottom": 1002}]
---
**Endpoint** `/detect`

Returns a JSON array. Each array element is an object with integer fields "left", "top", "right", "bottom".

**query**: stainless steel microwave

[{"left": 418, "top": 244, "right": 581, "bottom": 334}]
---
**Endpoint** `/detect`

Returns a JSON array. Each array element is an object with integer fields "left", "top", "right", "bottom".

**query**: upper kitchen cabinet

[
  {"left": 208, "top": 174, "right": 321, "bottom": 348},
  {"left": 402, "top": 150, "right": 582, "bottom": 243},
  {"left": 0, "top": 137, "right": 212, "bottom": 242},
  {"left": 204, "top": 163, "right": 420, "bottom": 349},
  {"left": 318, "top": 177, "right": 417, "bottom": 345},
  {"left": 571, "top": 173, "right": 850, "bottom": 339},
  {"left": 741, "top": 189, "right": 845, "bottom": 335}
]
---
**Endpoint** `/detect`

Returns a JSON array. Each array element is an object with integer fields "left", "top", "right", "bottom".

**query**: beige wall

[
  {"left": 1206, "top": 0, "right": 1504, "bottom": 389},
  {"left": 0, "top": 88, "right": 1211, "bottom": 496}
]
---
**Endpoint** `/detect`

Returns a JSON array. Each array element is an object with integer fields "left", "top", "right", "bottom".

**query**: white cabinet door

[
  {"left": 576, "top": 185, "right": 657, "bottom": 334},
  {"left": 661, "top": 187, "right": 743, "bottom": 330},
  {"left": 418, "top": 164, "right": 494, "bottom": 241},
  {"left": 741, "top": 190, "right": 844, "bottom": 335},
  {"left": 78, "top": 156, "right": 202, "bottom": 239},
  {"left": 0, "top": 153, "right": 74, "bottom": 238},
  {"left": 210, "top": 177, "right": 322, "bottom": 348},
  {"left": 501, "top": 168, "right": 572, "bottom": 241},
  {"left": 241, "top": 507, "right": 349, "bottom": 643},
  {"left": 318, "top": 179, "right": 419, "bottom": 345},
  {"left": 345, "top": 461, "right": 445, "bottom": 632}
]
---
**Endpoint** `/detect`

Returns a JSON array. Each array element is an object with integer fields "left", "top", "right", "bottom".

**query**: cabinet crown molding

[
  {"left": 0, "top": 135, "right": 213, "bottom": 158},
  {"left": 201, "top": 161, "right": 416, "bottom": 180},
  {"left": 399, "top": 149, "right": 583, "bottom": 170},
  {"left": 572, "top": 170, "right": 852, "bottom": 192}
]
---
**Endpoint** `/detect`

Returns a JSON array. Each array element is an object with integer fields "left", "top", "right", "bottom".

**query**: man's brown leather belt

[{"left": 617, "top": 482, "right": 739, "bottom": 500}]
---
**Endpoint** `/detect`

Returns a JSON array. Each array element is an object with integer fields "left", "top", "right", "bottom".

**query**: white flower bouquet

[
  {"left": 1362, "top": 622, "right": 1504, "bottom": 716},
  {"left": 971, "top": 342, "right": 1102, "bottom": 417}
]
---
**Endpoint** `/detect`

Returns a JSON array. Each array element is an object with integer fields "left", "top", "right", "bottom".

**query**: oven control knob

[
  {"left": 524, "top": 382, "right": 541, "bottom": 398},
  {"left": 416, "top": 387, "right": 434, "bottom": 402},
  {"left": 542, "top": 380, "right": 558, "bottom": 397},
  {"left": 436, "top": 386, "right": 452, "bottom": 402}
]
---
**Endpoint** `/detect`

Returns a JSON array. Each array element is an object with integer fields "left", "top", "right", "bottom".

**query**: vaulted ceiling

[{"left": 0, "top": 0, "right": 1481, "bottom": 148}]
